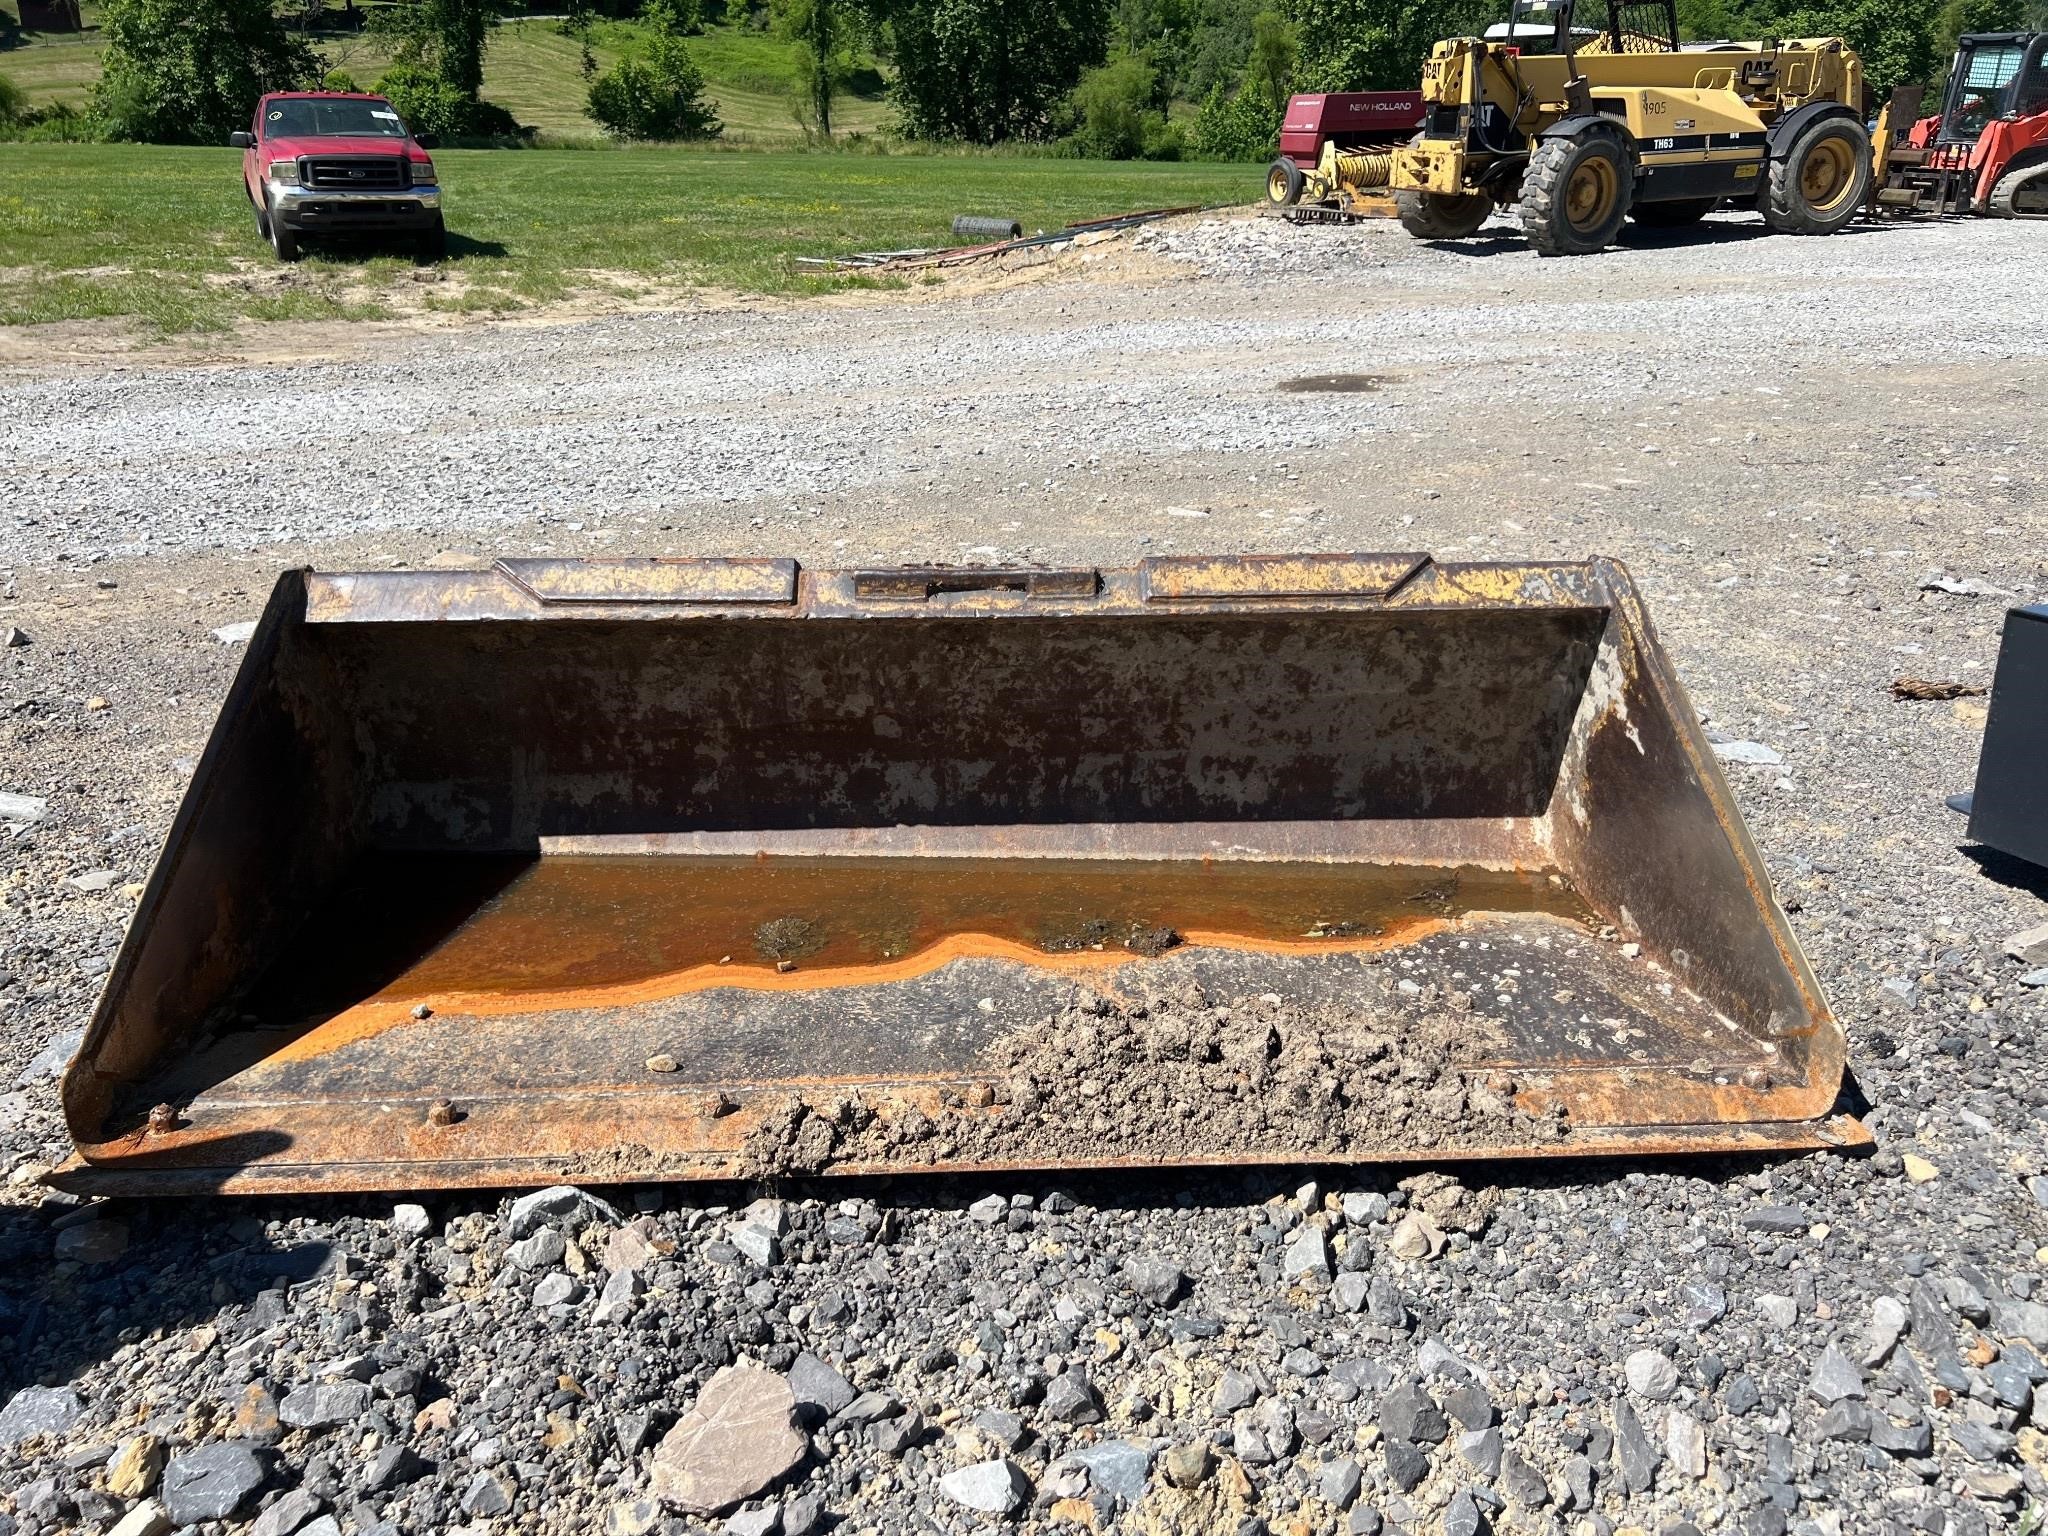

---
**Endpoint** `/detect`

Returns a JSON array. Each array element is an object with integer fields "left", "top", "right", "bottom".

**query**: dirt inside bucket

[{"left": 737, "top": 958, "right": 1570, "bottom": 1179}]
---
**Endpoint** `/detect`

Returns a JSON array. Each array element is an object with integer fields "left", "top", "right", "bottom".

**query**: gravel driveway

[{"left": 2, "top": 209, "right": 2046, "bottom": 1536}]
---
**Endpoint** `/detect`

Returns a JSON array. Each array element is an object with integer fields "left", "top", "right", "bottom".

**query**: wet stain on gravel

[{"left": 1276, "top": 373, "right": 1390, "bottom": 393}]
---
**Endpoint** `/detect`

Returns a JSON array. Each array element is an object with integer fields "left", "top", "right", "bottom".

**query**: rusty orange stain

[{"left": 264, "top": 919, "right": 1461, "bottom": 1065}]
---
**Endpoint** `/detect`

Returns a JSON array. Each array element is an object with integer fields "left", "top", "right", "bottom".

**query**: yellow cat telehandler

[{"left": 1379, "top": 0, "right": 1872, "bottom": 254}]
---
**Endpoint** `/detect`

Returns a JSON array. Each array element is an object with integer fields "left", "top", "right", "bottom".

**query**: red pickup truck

[{"left": 229, "top": 91, "right": 445, "bottom": 263}]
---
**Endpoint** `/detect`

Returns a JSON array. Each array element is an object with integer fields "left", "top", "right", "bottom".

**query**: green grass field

[
  {"left": 0, "top": 143, "right": 1250, "bottom": 331},
  {"left": 0, "top": 14, "right": 891, "bottom": 142}
]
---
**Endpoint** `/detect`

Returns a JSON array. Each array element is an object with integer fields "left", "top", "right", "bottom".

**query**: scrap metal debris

[
  {"left": 1890, "top": 677, "right": 1988, "bottom": 701},
  {"left": 795, "top": 206, "right": 1207, "bottom": 274},
  {"left": 1920, "top": 575, "right": 2006, "bottom": 598}
]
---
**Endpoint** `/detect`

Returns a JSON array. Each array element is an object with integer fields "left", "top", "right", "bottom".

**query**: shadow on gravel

[
  {"left": 2, "top": 1110, "right": 1875, "bottom": 1400},
  {"left": 738, "top": 1136, "right": 1861, "bottom": 1228},
  {"left": 1423, "top": 217, "right": 1901, "bottom": 259},
  {"left": 1960, "top": 844, "right": 2048, "bottom": 903},
  {"left": 0, "top": 1179, "right": 340, "bottom": 1402}
]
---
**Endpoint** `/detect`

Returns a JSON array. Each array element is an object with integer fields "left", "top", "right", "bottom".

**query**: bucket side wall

[
  {"left": 1541, "top": 562, "right": 1837, "bottom": 1110},
  {"left": 62, "top": 573, "right": 366, "bottom": 1147}
]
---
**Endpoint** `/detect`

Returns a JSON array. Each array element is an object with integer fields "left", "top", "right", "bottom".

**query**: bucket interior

[{"left": 63, "top": 568, "right": 1846, "bottom": 1191}]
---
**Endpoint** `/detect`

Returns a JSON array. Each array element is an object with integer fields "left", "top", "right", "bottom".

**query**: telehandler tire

[
  {"left": 1764, "top": 115, "right": 1870, "bottom": 234},
  {"left": 1266, "top": 157, "right": 1307, "bottom": 208},
  {"left": 1522, "top": 130, "right": 1632, "bottom": 256},
  {"left": 1629, "top": 197, "right": 1717, "bottom": 227},
  {"left": 1396, "top": 188, "right": 1494, "bottom": 240}
]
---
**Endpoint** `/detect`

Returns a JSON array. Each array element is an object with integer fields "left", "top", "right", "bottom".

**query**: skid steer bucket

[{"left": 57, "top": 555, "right": 1861, "bottom": 1195}]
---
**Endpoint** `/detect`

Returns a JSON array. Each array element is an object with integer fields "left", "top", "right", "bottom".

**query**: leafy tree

[
  {"left": 0, "top": 71, "right": 22, "bottom": 127},
  {"left": 1769, "top": 0, "right": 1945, "bottom": 97},
  {"left": 862, "top": 0, "right": 1113, "bottom": 142},
  {"left": 642, "top": 0, "right": 705, "bottom": 33},
  {"left": 1191, "top": 70, "right": 1278, "bottom": 157},
  {"left": 374, "top": 0, "right": 510, "bottom": 101},
  {"left": 91, "top": 0, "right": 317, "bottom": 144},
  {"left": 586, "top": 29, "right": 723, "bottom": 137},
  {"left": 1246, "top": 7, "right": 1296, "bottom": 113},
  {"left": 1067, "top": 51, "right": 1181, "bottom": 156},
  {"left": 1936, "top": 0, "right": 2035, "bottom": 59},
  {"left": 375, "top": 60, "right": 480, "bottom": 134},
  {"left": 1280, "top": 0, "right": 1490, "bottom": 92},
  {"left": 1174, "top": 0, "right": 1263, "bottom": 101},
  {"left": 772, "top": 0, "right": 854, "bottom": 137}
]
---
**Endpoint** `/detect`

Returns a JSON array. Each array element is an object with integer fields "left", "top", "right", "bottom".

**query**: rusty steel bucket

[{"left": 55, "top": 554, "right": 1861, "bottom": 1194}]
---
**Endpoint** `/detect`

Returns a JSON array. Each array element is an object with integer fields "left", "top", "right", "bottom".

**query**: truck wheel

[
  {"left": 1395, "top": 188, "right": 1493, "bottom": 240},
  {"left": 1629, "top": 197, "right": 1718, "bottom": 227},
  {"left": 1522, "top": 130, "right": 1632, "bottom": 256},
  {"left": 267, "top": 200, "right": 300, "bottom": 263},
  {"left": 414, "top": 217, "right": 448, "bottom": 263},
  {"left": 1765, "top": 116, "right": 1871, "bottom": 235},
  {"left": 1266, "top": 158, "right": 1307, "bottom": 208}
]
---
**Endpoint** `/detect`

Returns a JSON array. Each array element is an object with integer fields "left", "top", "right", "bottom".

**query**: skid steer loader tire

[
  {"left": 1987, "top": 162, "right": 2048, "bottom": 218},
  {"left": 1266, "top": 158, "right": 1307, "bottom": 208},
  {"left": 1396, "top": 188, "right": 1494, "bottom": 240},
  {"left": 1629, "top": 197, "right": 1717, "bottom": 227},
  {"left": 1522, "top": 130, "right": 1632, "bottom": 256},
  {"left": 1765, "top": 116, "right": 1871, "bottom": 235}
]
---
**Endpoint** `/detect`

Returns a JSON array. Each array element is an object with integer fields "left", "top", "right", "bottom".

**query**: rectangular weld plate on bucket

[{"left": 56, "top": 554, "right": 1864, "bottom": 1195}]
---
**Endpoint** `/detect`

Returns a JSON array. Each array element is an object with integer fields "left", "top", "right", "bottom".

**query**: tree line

[{"left": 3, "top": 0, "right": 2044, "bottom": 154}]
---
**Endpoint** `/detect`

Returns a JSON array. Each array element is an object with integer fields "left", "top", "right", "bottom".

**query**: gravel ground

[{"left": 4, "top": 208, "right": 2048, "bottom": 1536}]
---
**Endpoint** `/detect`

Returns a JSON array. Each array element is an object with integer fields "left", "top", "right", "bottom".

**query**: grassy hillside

[
  {"left": 0, "top": 10, "right": 891, "bottom": 143},
  {"left": 0, "top": 143, "right": 1249, "bottom": 330}
]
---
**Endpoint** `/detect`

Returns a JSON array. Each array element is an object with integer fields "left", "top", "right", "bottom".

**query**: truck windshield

[{"left": 264, "top": 98, "right": 408, "bottom": 139}]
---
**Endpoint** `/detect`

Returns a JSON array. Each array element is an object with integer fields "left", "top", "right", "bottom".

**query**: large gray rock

[
  {"left": 1379, "top": 1384, "right": 1448, "bottom": 1445},
  {"left": 1625, "top": 1349, "right": 1680, "bottom": 1401},
  {"left": 1613, "top": 1399, "right": 1660, "bottom": 1493},
  {"left": 0, "top": 1385, "right": 82, "bottom": 1449},
  {"left": 1062, "top": 1440, "right": 1151, "bottom": 1501},
  {"left": 1807, "top": 1343, "right": 1865, "bottom": 1404},
  {"left": 1233, "top": 1398, "right": 1296, "bottom": 1464},
  {"left": 506, "top": 1226, "right": 568, "bottom": 1272},
  {"left": 1992, "top": 1293, "right": 2048, "bottom": 1351},
  {"left": 1121, "top": 1255, "right": 1185, "bottom": 1306},
  {"left": 1043, "top": 1368, "right": 1103, "bottom": 1425},
  {"left": 593, "top": 1266, "right": 642, "bottom": 1325},
  {"left": 278, "top": 1382, "right": 372, "bottom": 1431},
  {"left": 160, "top": 1443, "right": 266, "bottom": 1524},
  {"left": 506, "top": 1185, "right": 623, "bottom": 1239},
  {"left": 938, "top": 1458, "right": 1031, "bottom": 1515},
  {"left": 650, "top": 1365, "right": 807, "bottom": 1515},
  {"left": 17, "top": 1028, "right": 83, "bottom": 1087},
  {"left": 1283, "top": 1224, "right": 1331, "bottom": 1281},
  {"left": 0, "top": 791, "right": 48, "bottom": 825},
  {"left": 462, "top": 1471, "right": 514, "bottom": 1518},
  {"left": 786, "top": 1353, "right": 855, "bottom": 1420},
  {"left": 1501, "top": 1449, "right": 1549, "bottom": 1508},
  {"left": 249, "top": 1486, "right": 324, "bottom": 1536}
]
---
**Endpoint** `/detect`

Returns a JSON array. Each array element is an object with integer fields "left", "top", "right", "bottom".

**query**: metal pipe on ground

[{"left": 952, "top": 214, "right": 1024, "bottom": 241}]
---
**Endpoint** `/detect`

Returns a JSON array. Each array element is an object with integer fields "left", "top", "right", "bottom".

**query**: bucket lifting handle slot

[
  {"left": 852, "top": 567, "right": 1102, "bottom": 600},
  {"left": 495, "top": 557, "right": 798, "bottom": 605},
  {"left": 1139, "top": 552, "right": 1432, "bottom": 602}
]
